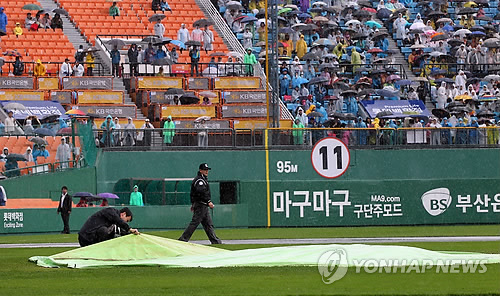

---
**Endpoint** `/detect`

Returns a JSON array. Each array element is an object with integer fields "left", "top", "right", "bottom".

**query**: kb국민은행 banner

[
  {"left": 136, "top": 77, "right": 183, "bottom": 89},
  {"left": 76, "top": 91, "right": 124, "bottom": 104},
  {"left": 62, "top": 77, "right": 113, "bottom": 90},
  {"left": 0, "top": 77, "right": 34, "bottom": 89},
  {"left": 50, "top": 91, "right": 73, "bottom": 104},
  {"left": 161, "top": 106, "right": 215, "bottom": 118},
  {"left": 75, "top": 105, "right": 137, "bottom": 118},
  {"left": 222, "top": 91, "right": 266, "bottom": 104},
  {"left": 0, "top": 90, "right": 44, "bottom": 101},
  {"left": 213, "top": 77, "right": 260, "bottom": 89},
  {"left": 221, "top": 104, "right": 270, "bottom": 118},
  {"left": 37, "top": 77, "right": 59, "bottom": 90}
]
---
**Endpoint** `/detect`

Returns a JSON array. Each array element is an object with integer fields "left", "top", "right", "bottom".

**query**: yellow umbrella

[
  {"left": 464, "top": 1, "right": 478, "bottom": 7},
  {"left": 455, "top": 94, "right": 472, "bottom": 101}
]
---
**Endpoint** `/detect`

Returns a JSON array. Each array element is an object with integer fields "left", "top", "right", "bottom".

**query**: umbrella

[
  {"left": 226, "top": 1, "right": 243, "bottom": 10},
  {"left": 165, "top": 88, "right": 185, "bottom": 95},
  {"left": 376, "top": 89, "right": 400, "bottom": 97},
  {"left": 199, "top": 91, "right": 217, "bottom": 98},
  {"left": 295, "top": 77, "right": 309, "bottom": 85},
  {"left": 279, "top": 27, "right": 294, "bottom": 34},
  {"left": 395, "top": 79, "right": 412, "bottom": 86},
  {"left": 410, "top": 44, "right": 426, "bottom": 49},
  {"left": 319, "top": 63, "right": 338, "bottom": 70},
  {"left": 52, "top": 8, "right": 67, "bottom": 15},
  {"left": 5, "top": 154, "right": 27, "bottom": 162},
  {"left": 34, "top": 128, "right": 55, "bottom": 137},
  {"left": 255, "top": 41, "right": 266, "bottom": 47},
  {"left": 3, "top": 102, "right": 25, "bottom": 110},
  {"left": 470, "top": 31, "right": 486, "bottom": 36},
  {"left": 56, "top": 127, "right": 73, "bottom": 136},
  {"left": 477, "top": 110, "right": 495, "bottom": 117},
  {"left": 436, "top": 18, "right": 452, "bottom": 24},
  {"left": 96, "top": 193, "right": 120, "bottom": 199},
  {"left": 482, "top": 38, "right": 500, "bottom": 48},
  {"left": 333, "top": 81, "right": 350, "bottom": 90},
  {"left": 185, "top": 40, "right": 201, "bottom": 47},
  {"left": 3, "top": 50, "right": 21, "bottom": 57},
  {"left": 153, "top": 37, "right": 173, "bottom": 46},
  {"left": 447, "top": 39, "right": 464, "bottom": 47},
  {"left": 431, "top": 34, "right": 448, "bottom": 42},
  {"left": 73, "top": 192, "right": 96, "bottom": 199},
  {"left": 107, "top": 39, "right": 126, "bottom": 49},
  {"left": 307, "top": 111, "right": 323, "bottom": 118},
  {"left": 241, "top": 16, "right": 257, "bottom": 23},
  {"left": 429, "top": 51, "right": 444, "bottom": 57},
  {"left": 455, "top": 94, "right": 472, "bottom": 101},
  {"left": 466, "top": 77, "right": 481, "bottom": 85},
  {"left": 142, "top": 36, "right": 159, "bottom": 43},
  {"left": 195, "top": 116, "right": 211, "bottom": 123},
  {"left": 169, "top": 40, "right": 186, "bottom": 49},
  {"left": 376, "top": 8, "right": 392, "bottom": 19},
  {"left": 483, "top": 74, "right": 500, "bottom": 82},
  {"left": 365, "top": 21, "right": 382, "bottom": 28},
  {"left": 476, "top": 16, "right": 493, "bottom": 22},
  {"left": 308, "top": 77, "right": 329, "bottom": 85},
  {"left": 313, "top": 16, "right": 329, "bottom": 22},
  {"left": 442, "top": 24, "right": 454, "bottom": 32},
  {"left": 179, "top": 94, "right": 200, "bottom": 105},
  {"left": 65, "top": 109, "right": 86, "bottom": 116},
  {"left": 358, "top": 89, "right": 375, "bottom": 96},
  {"left": 278, "top": 7, "right": 292, "bottom": 15},
  {"left": 352, "top": 10, "right": 372, "bottom": 18},
  {"left": 227, "top": 51, "right": 243, "bottom": 58},
  {"left": 152, "top": 57, "right": 173, "bottom": 65},
  {"left": 209, "top": 52, "right": 226, "bottom": 57},
  {"left": 345, "top": 46, "right": 362, "bottom": 53},
  {"left": 367, "top": 48, "right": 383, "bottom": 53},
  {"left": 329, "top": 112, "right": 357, "bottom": 120},
  {"left": 457, "top": 7, "right": 476, "bottom": 15},
  {"left": 313, "top": 38, "right": 332, "bottom": 46},
  {"left": 29, "top": 137, "right": 48, "bottom": 146},
  {"left": 86, "top": 46, "right": 100, "bottom": 53},
  {"left": 470, "top": 25, "right": 485, "bottom": 32},
  {"left": 409, "top": 22, "right": 427, "bottom": 31},
  {"left": 297, "top": 13, "right": 312, "bottom": 19},
  {"left": 376, "top": 111, "right": 394, "bottom": 118},
  {"left": 148, "top": 14, "right": 166, "bottom": 23},
  {"left": 345, "top": 20, "right": 361, "bottom": 27},
  {"left": 301, "top": 52, "right": 318, "bottom": 60},
  {"left": 351, "top": 33, "right": 368, "bottom": 40},
  {"left": 454, "top": 29, "right": 471, "bottom": 36},
  {"left": 278, "top": 56, "right": 292, "bottom": 60},
  {"left": 284, "top": 4, "right": 298, "bottom": 9},
  {"left": 193, "top": 19, "right": 212, "bottom": 27},
  {"left": 432, "top": 108, "right": 450, "bottom": 118},
  {"left": 435, "top": 77, "right": 455, "bottom": 84},
  {"left": 340, "top": 90, "right": 357, "bottom": 97},
  {"left": 372, "top": 32, "right": 388, "bottom": 40},
  {"left": 387, "top": 74, "right": 401, "bottom": 81},
  {"left": 40, "top": 115, "right": 60, "bottom": 124},
  {"left": 22, "top": 4, "right": 42, "bottom": 10}
]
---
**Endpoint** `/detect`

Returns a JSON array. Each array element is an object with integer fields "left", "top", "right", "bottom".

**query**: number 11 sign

[{"left": 311, "top": 137, "right": 350, "bottom": 178}]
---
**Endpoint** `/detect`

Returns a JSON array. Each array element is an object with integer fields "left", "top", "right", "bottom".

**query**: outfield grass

[{"left": 1, "top": 224, "right": 499, "bottom": 244}]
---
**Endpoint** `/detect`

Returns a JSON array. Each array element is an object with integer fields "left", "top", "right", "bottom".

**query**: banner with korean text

[
  {"left": 62, "top": 77, "right": 113, "bottom": 90},
  {"left": 221, "top": 104, "right": 270, "bottom": 118},
  {"left": 213, "top": 77, "right": 260, "bottom": 89},
  {"left": 37, "top": 77, "right": 59, "bottom": 90},
  {"left": 233, "top": 120, "right": 292, "bottom": 129},
  {"left": 75, "top": 105, "right": 137, "bottom": 118},
  {"left": 174, "top": 120, "right": 230, "bottom": 129},
  {"left": 161, "top": 106, "right": 215, "bottom": 118},
  {"left": 222, "top": 90, "right": 266, "bottom": 104},
  {"left": 76, "top": 91, "right": 124, "bottom": 104},
  {"left": 50, "top": 91, "right": 73, "bottom": 104},
  {"left": 1, "top": 101, "right": 67, "bottom": 120},
  {"left": 0, "top": 77, "right": 34, "bottom": 89},
  {"left": 0, "top": 91, "right": 44, "bottom": 101},
  {"left": 187, "top": 77, "right": 210, "bottom": 90},
  {"left": 136, "top": 77, "right": 183, "bottom": 89}
]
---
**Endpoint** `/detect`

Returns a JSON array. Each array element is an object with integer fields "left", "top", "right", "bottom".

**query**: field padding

[{"left": 29, "top": 234, "right": 500, "bottom": 269}]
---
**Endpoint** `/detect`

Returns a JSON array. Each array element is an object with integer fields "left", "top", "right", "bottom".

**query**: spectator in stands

[
  {"left": 24, "top": 147, "right": 34, "bottom": 163},
  {"left": 100, "top": 115, "right": 115, "bottom": 147},
  {"left": 163, "top": 115, "right": 175, "bottom": 145},
  {"left": 59, "top": 58, "right": 72, "bottom": 77},
  {"left": 56, "top": 137, "right": 71, "bottom": 169},
  {"left": 137, "top": 45, "right": 144, "bottom": 64},
  {"left": 242, "top": 27, "right": 253, "bottom": 50},
  {"left": 40, "top": 13, "right": 50, "bottom": 30},
  {"left": 292, "top": 118, "right": 305, "bottom": 145},
  {"left": 34, "top": 59, "right": 46, "bottom": 77},
  {"left": 13, "top": 56, "right": 24, "bottom": 76},
  {"left": 189, "top": 45, "right": 200, "bottom": 76},
  {"left": 4, "top": 111, "right": 16, "bottom": 135},
  {"left": 0, "top": 147, "right": 8, "bottom": 161},
  {"left": 86, "top": 50, "right": 95, "bottom": 76},
  {"left": 154, "top": 45, "right": 167, "bottom": 60},
  {"left": 13, "top": 22, "right": 23, "bottom": 37},
  {"left": 160, "top": 0, "right": 172, "bottom": 13},
  {"left": 0, "top": 185, "right": 6, "bottom": 206},
  {"left": 4, "top": 158, "right": 19, "bottom": 178},
  {"left": 152, "top": 0, "right": 161, "bottom": 13},
  {"left": 201, "top": 96, "right": 212, "bottom": 106},
  {"left": 170, "top": 47, "right": 178, "bottom": 64},
  {"left": 144, "top": 43, "right": 155, "bottom": 64},
  {"left": 393, "top": 14, "right": 407, "bottom": 40},
  {"left": 195, "top": 118, "right": 208, "bottom": 147},
  {"left": 111, "top": 45, "right": 121, "bottom": 78},
  {"left": 138, "top": 119, "right": 154, "bottom": 146},
  {"left": 50, "top": 13, "right": 63, "bottom": 30},
  {"left": 33, "top": 145, "right": 49, "bottom": 161},
  {"left": 129, "top": 185, "right": 144, "bottom": 206},
  {"left": 177, "top": 24, "right": 190, "bottom": 47},
  {"left": 191, "top": 24, "right": 203, "bottom": 43},
  {"left": 128, "top": 44, "right": 139, "bottom": 77},
  {"left": 109, "top": 2, "right": 120, "bottom": 19},
  {"left": 244, "top": 48, "right": 257, "bottom": 76},
  {"left": 154, "top": 19, "right": 165, "bottom": 38},
  {"left": 156, "top": 66, "right": 166, "bottom": 77},
  {"left": 75, "top": 45, "right": 85, "bottom": 64},
  {"left": 0, "top": 7, "right": 7, "bottom": 35},
  {"left": 24, "top": 13, "right": 35, "bottom": 30},
  {"left": 122, "top": 117, "right": 136, "bottom": 146},
  {"left": 76, "top": 197, "right": 87, "bottom": 207},
  {"left": 23, "top": 119, "right": 34, "bottom": 135},
  {"left": 99, "top": 199, "right": 109, "bottom": 207},
  {"left": 73, "top": 61, "right": 84, "bottom": 77},
  {"left": 202, "top": 25, "right": 214, "bottom": 54},
  {"left": 113, "top": 117, "right": 121, "bottom": 146}
]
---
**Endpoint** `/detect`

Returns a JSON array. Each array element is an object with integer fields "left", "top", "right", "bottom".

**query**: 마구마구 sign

[
  {"left": 62, "top": 77, "right": 113, "bottom": 90},
  {"left": 0, "top": 77, "right": 34, "bottom": 89}
]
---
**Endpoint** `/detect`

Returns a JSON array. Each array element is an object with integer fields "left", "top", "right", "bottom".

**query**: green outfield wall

[{"left": 1, "top": 147, "right": 500, "bottom": 233}]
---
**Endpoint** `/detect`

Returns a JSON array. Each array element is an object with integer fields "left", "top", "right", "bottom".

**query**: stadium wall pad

[{"left": 1, "top": 149, "right": 500, "bottom": 233}]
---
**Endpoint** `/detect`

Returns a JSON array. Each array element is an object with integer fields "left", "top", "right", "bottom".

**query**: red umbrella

[
  {"left": 367, "top": 48, "right": 383, "bottom": 53},
  {"left": 234, "top": 15, "right": 247, "bottom": 22},
  {"left": 362, "top": 7, "right": 377, "bottom": 13},
  {"left": 65, "top": 109, "right": 86, "bottom": 116}
]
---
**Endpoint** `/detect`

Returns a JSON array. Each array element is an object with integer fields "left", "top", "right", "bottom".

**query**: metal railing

[
  {"left": 93, "top": 126, "right": 500, "bottom": 150},
  {"left": 2, "top": 159, "right": 85, "bottom": 179},
  {"left": 421, "top": 63, "right": 500, "bottom": 78},
  {"left": 120, "top": 62, "right": 255, "bottom": 78},
  {"left": 1, "top": 61, "right": 106, "bottom": 77}
]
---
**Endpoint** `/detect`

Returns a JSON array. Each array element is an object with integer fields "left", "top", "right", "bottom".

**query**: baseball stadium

[{"left": 0, "top": 0, "right": 499, "bottom": 295}]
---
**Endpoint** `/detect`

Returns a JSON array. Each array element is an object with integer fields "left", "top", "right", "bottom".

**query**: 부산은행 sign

[{"left": 137, "top": 77, "right": 183, "bottom": 89}]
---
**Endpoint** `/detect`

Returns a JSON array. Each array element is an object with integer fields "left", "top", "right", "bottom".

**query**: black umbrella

[
  {"left": 107, "top": 39, "right": 126, "bottom": 49},
  {"left": 308, "top": 111, "right": 323, "bottom": 118},
  {"left": 40, "top": 114, "right": 60, "bottom": 123},
  {"left": 185, "top": 40, "right": 201, "bottom": 47},
  {"left": 457, "top": 7, "right": 476, "bottom": 15},
  {"left": 74, "top": 192, "right": 97, "bottom": 199},
  {"left": 279, "top": 27, "right": 294, "bottom": 34},
  {"left": 358, "top": 89, "right": 375, "bottom": 96},
  {"left": 384, "top": 67, "right": 398, "bottom": 73},
  {"left": 370, "top": 69, "right": 385, "bottom": 75},
  {"left": 446, "top": 101, "right": 465, "bottom": 109},
  {"left": 432, "top": 108, "right": 450, "bottom": 118},
  {"left": 427, "top": 10, "right": 445, "bottom": 18},
  {"left": 466, "top": 77, "right": 481, "bottom": 85},
  {"left": 352, "top": 10, "right": 371, "bottom": 18},
  {"left": 447, "top": 39, "right": 463, "bottom": 47},
  {"left": 470, "top": 25, "right": 485, "bottom": 32},
  {"left": 5, "top": 153, "right": 27, "bottom": 162},
  {"left": 309, "top": 7, "right": 324, "bottom": 13},
  {"left": 435, "top": 77, "right": 455, "bottom": 84},
  {"left": 308, "top": 77, "right": 329, "bottom": 85},
  {"left": 52, "top": 8, "right": 68, "bottom": 15},
  {"left": 376, "top": 111, "right": 394, "bottom": 118},
  {"left": 148, "top": 14, "right": 166, "bottom": 23},
  {"left": 153, "top": 37, "right": 173, "bottom": 46},
  {"left": 333, "top": 81, "right": 350, "bottom": 90},
  {"left": 142, "top": 36, "right": 159, "bottom": 43},
  {"left": 165, "top": 88, "right": 185, "bottom": 95},
  {"left": 475, "top": 15, "right": 493, "bottom": 22},
  {"left": 357, "top": 0, "right": 372, "bottom": 7},
  {"left": 34, "top": 128, "right": 55, "bottom": 137},
  {"left": 376, "top": 8, "right": 392, "bottom": 19},
  {"left": 340, "top": 90, "right": 357, "bottom": 97},
  {"left": 319, "top": 63, "right": 338, "bottom": 70},
  {"left": 193, "top": 19, "right": 212, "bottom": 27},
  {"left": 431, "top": 34, "right": 449, "bottom": 42},
  {"left": 477, "top": 110, "right": 495, "bottom": 117},
  {"left": 179, "top": 94, "right": 200, "bottom": 105},
  {"left": 372, "top": 32, "right": 388, "bottom": 40},
  {"left": 351, "top": 33, "right": 368, "bottom": 40},
  {"left": 300, "top": 52, "right": 318, "bottom": 60},
  {"left": 329, "top": 112, "right": 356, "bottom": 120}
]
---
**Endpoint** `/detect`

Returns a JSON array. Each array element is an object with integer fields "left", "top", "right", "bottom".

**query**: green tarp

[{"left": 29, "top": 234, "right": 500, "bottom": 269}]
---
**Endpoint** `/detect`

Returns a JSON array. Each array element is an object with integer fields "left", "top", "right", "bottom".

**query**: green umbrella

[
  {"left": 278, "top": 8, "right": 292, "bottom": 15},
  {"left": 22, "top": 4, "right": 43, "bottom": 11}
]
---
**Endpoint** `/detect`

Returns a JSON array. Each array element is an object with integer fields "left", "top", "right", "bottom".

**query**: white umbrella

[
  {"left": 3, "top": 102, "right": 26, "bottom": 110},
  {"left": 313, "top": 1, "right": 328, "bottom": 6},
  {"left": 483, "top": 74, "right": 500, "bottom": 82},
  {"left": 202, "top": 66, "right": 218, "bottom": 78},
  {"left": 195, "top": 116, "right": 211, "bottom": 123},
  {"left": 454, "top": 29, "right": 471, "bottom": 37},
  {"left": 227, "top": 51, "right": 243, "bottom": 58},
  {"left": 409, "top": 22, "right": 426, "bottom": 30},
  {"left": 429, "top": 51, "right": 444, "bottom": 57},
  {"left": 199, "top": 91, "right": 218, "bottom": 98},
  {"left": 345, "top": 19, "right": 361, "bottom": 27}
]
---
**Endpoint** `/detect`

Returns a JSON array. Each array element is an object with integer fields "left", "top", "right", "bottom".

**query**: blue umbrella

[
  {"left": 346, "top": 46, "right": 362, "bottom": 53},
  {"left": 395, "top": 79, "right": 412, "bottom": 86},
  {"left": 365, "top": 21, "right": 382, "bottom": 28},
  {"left": 170, "top": 40, "right": 186, "bottom": 49},
  {"left": 376, "top": 89, "right": 400, "bottom": 97},
  {"left": 241, "top": 16, "right": 258, "bottom": 23},
  {"left": 296, "top": 77, "right": 309, "bottom": 85},
  {"left": 470, "top": 31, "right": 486, "bottom": 36},
  {"left": 298, "top": 13, "right": 311, "bottom": 19},
  {"left": 376, "top": 8, "right": 392, "bottom": 19},
  {"left": 443, "top": 24, "right": 454, "bottom": 32}
]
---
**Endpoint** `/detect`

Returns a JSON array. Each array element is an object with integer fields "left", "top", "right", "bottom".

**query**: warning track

[{"left": 1, "top": 236, "right": 499, "bottom": 248}]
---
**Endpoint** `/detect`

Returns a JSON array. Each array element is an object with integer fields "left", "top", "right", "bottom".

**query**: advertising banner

[
  {"left": 213, "top": 77, "right": 260, "bottom": 89},
  {"left": 161, "top": 106, "right": 215, "bottom": 118},
  {"left": 37, "top": 77, "right": 59, "bottom": 90},
  {"left": 0, "top": 77, "right": 34, "bottom": 89},
  {"left": 233, "top": 120, "right": 292, "bottom": 129},
  {"left": 149, "top": 91, "right": 197, "bottom": 104},
  {"left": 136, "top": 77, "right": 183, "bottom": 89},
  {"left": 75, "top": 105, "right": 137, "bottom": 118},
  {"left": 187, "top": 77, "right": 210, "bottom": 90},
  {"left": 1, "top": 100, "right": 67, "bottom": 120},
  {"left": 222, "top": 91, "right": 267, "bottom": 104},
  {"left": 62, "top": 77, "right": 113, "bottom": 90},
  {"left": 50, "top": 91, "right": 73, "bottom": 104},
  {"left": 77, "top": 91, "right": 124, "bottom": 104},
  {"left": 171, "top": 64, "right": 190, "bottom": 74},
  {"left": 221, "top": 104, "right": 268, "bottom": 118},
  {"left": 174, "top": 120, "right": 230, "bottom": 129},
  {"left": 0, "top": 91, "right": 44, "bottom": 101},
  {"left": 361, "top": 100, "right": 431, "bottom": 119}
]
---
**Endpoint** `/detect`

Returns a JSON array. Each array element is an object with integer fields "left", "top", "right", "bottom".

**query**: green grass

[{"left": 1, "top": 224, "right": 499, "bottom": 244}]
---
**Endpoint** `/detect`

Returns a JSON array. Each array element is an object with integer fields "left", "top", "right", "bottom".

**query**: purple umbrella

[{"left": 97, "top": 193, "right": 120, "bottom": 199}]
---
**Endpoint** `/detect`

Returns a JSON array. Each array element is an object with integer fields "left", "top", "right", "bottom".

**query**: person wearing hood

[
  {"left": 279, "top": 69, "right": 291, "bottom": 97},
  {"left": 0, "top": 147, "right": 8, "bottom": 162},
  {"left": 23, "top": 119, "right": 34, "bottom": 135},
  {"left": 296, "top": 107, "right": 308, "bottom": 127},
  {"left": 414, "top": 13, "right": 423, "bottom": 24},
  {"left": 34, "top": 59, "right": 46, "bottom": 76},
  {"left": 138, "top": 119, "right": 154, "bottom": 146},
  {"left": 100, "top": 115, "right": 115, "bottom": 147},
  {"left": 393, "top": 13, "right": 407, "bottom": 40},
  {"left": 113, "top": 117, "right": 121, "bottom": 146},
  {"left": 24, "top": 147, "right": 34, "bottom": 163},
  {"left": 243, "top": 48, "right": 257, "bottom": 76},
  {"left": 440, "top": 117, "right": 452, "bottom": 144},
  {"left": 455, "top": 70, "right": 466, "bottom": 89},
  {"left": 437, "top": 82, "right": 447, "bottom": 109},
  {"left": 305, "top": 104, "right": 316, "bottom": 116},
  {"left": 429, "top": 118, "right": 442, "bottom": 145},
  {"left": 163, "top": 115, "right": 175, "bottom": 145},
  {"left": 296, "top": 34, "right": 307, "bottom": 59},
  {"left": 456, "top": 118, "right": 467, "bottom": 144},
  {"left": 122, "top": 117, "right": 136, "bottom": 146},
  {"left": 129, "top": 185, "right": 144, "bottom": 206},
  {"left": 56, "top": 137, "right": 71, "bottom": 169},
  {"left": 292, "top": 118, "right": 304, "bottom": 145},
  {"left": 468, "top": 117, "right": 479, "bottom": 144}
]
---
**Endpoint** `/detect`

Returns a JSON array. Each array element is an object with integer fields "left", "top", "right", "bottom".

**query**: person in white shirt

[
  {"left": 137, "top": 45, "right": 144, "bottom": 63},
  {"left": 191, "top": 24, "right": 203, "bottom": 42},
  {"left": 154, "top": 19, "right": 165, "bottom": 37},
  {"left": 177, "top": 23, "right": 190, "bottom": 44},
  {"left": 59, "top": 58, "right": 72, "bottom": 77},
  {"left": 73, "top": 61, "right": 84, "bottom": 77},
  {"left": 0, "top": 147, "right": 8, "bottom": 162},
  {"left": 4, "top": 111, "right": 16, "bottom": 135},
  {"left": 56, "top": 137, "right": 71, "bottom": 169}
]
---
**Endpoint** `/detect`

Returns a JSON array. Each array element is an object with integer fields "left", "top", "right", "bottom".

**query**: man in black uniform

[
  {"left": 78, "top": 207, "right": 140, "bottom": 247},
  {"left": 179, "top": 163, "right": 222, "bottom": 244},
  {"left": 57, "top": 186, "right": 72, "bottom": 234}
]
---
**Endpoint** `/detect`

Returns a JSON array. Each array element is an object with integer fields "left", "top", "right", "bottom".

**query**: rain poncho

[
  {"left": 295, "top": 36, "right": 307, "bottom": 58},
  {"left": 122, "top": 119, "right": 136, "bottom": 146},
  {"left": 129, "top": 185, "right": 144, "bottom": 206},
  {"left": 100, "top": 115, "right": 115, "bottom": 146},
  {"left": 163, "top": 116, "right": 176, "bottom": 144},
  {"left": 292, "top": 119, "right": 304, "bottom": 145},
  {"left": 393, "top": 16, "right": 407, "bottom": 40}
]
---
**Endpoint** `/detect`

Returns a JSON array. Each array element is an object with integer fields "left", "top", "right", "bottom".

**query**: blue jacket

[
  {"left": 111, "top": 49, "right": 120, "bottom": 64},
  {"left": 0, "top": 12, "right": 7, "bottom": 32}
]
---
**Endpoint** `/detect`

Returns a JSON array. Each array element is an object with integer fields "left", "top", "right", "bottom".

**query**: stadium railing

[
  {"left": 0, "top": 61, "right": 106, "bottom": 77},
  {"left": 421, "top": 63, "right": 500, "bottom": 78},
  {"left": 120, "top": 62, "right": 255, "bottom": 77}
]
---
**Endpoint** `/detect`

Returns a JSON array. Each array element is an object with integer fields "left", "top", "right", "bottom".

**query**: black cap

[{"left": 199, "top": 163, "right": 211, "bottom": 170}]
